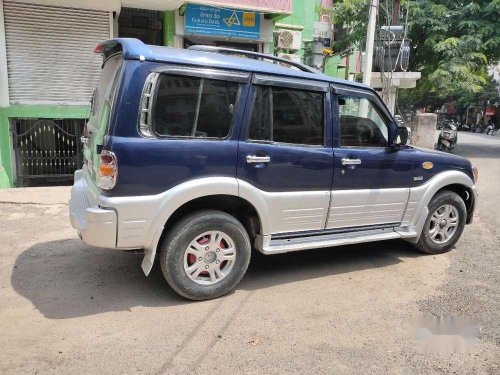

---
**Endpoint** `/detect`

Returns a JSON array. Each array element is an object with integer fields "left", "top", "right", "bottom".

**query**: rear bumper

[{"left": 69, "top": 169, "right": 117, "bottom": 248}]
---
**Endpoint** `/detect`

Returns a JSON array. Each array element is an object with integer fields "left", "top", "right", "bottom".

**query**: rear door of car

[
  {"left": 83, "top": 54, "right": 122, "bottom": 181},
  {"left": 237, "top": 74, "right": 334, "bottom": 235}
]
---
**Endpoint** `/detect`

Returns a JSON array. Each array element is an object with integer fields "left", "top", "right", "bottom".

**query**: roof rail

[{"left": 188, "top": 45, "right": 319, "bottom": 74}]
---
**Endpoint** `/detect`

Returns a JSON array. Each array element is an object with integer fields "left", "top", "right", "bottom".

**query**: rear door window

[
  {"left": 248, "top": 86, "right": 324, "bottom": 146},
  {"left": 153, "top": 74, "right": 240, "bottom": 138}
]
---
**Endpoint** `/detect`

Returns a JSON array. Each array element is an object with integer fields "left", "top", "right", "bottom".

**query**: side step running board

[{"left": 258, "top": 228, "right": 401, "bottom": 255}]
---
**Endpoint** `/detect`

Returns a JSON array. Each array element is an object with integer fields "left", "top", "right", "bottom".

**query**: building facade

[{"left": 0, "top": 0, "right": 352, "bottom": 188}]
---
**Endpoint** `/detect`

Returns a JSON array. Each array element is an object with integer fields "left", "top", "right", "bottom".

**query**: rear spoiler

[{"left": 94, "top": 38, "right": 154, "bottom": 62}]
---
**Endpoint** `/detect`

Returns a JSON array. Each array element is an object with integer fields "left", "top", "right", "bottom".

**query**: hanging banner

[{"left": 185, "top": 4, "right": 261, "bottom": 40}]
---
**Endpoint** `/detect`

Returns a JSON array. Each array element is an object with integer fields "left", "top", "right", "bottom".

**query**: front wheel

[
  {"left": 159, "top": 210, "right": 251, "bottom": 300},
  {"left": 414, "top": 191, "right": 466, "bottom": 254}
]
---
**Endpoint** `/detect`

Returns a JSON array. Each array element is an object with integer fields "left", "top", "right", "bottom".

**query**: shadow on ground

[{"left": 12, "top": 238, "right": 419, "bottom": 319}]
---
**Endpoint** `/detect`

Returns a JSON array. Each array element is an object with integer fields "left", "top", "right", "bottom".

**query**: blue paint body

[{"left": 98, "top": 39, "right": 474, "bottom": 197}]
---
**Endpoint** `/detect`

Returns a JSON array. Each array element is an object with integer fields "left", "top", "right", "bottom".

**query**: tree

[
  {"left": 406, "top": 0, "right": 500, "bottom": 110},
  {"left": 329, "top": 0, "right": 500, "bottom": 111}
]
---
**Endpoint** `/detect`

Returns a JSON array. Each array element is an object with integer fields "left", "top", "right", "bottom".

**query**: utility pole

[{"left": 362, "top": 0, "right": 379, "bottom": 87}]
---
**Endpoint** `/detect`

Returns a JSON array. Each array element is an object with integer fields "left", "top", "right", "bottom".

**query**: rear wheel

[
  {"left": 415, "top": 191, "right": 466, "bottom": 254},
  {"left": 159, "top": 210, "right": 251, "bottom": 300}
]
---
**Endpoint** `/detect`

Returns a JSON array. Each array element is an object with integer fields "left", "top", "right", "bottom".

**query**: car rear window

[
  {"left": 91, "top": 55, "right": 122, "bottom": 127},
  {"left": 153, "top": 74, "right": 240, "bottom": 138}
]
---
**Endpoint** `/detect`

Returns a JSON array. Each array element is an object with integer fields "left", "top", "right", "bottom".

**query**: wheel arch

[
  {"left": 140, "top": 178, "right": 266, "bottom": 276},
  {"left": 436, "top": 183, "right": 475, "bottom": 221},
  {"left": 405, "top": 170, "right": 476, "bottom": 241},
  {"left": 159, "top": 194, "right": 263, "bottom": 248}
]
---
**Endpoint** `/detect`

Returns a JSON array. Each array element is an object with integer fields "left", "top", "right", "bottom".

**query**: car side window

[
  {"left": 338, "top": 95, "right": 389, "bottom": 147},
  {"left": 153, "top": 74, "right": 239, "bottom": 138},
  {"left": 248, "top": 86, "right": 324, "bottom": 146}
]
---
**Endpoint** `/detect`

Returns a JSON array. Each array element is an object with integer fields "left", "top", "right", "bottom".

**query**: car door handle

[
  {"left": 246, "top": 155, "right": 271, "bottom": 164},
  {"left": 341, "top": 158, "right": 362, "bottom": 166}
]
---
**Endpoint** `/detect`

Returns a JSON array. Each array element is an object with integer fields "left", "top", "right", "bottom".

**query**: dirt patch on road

[{"left": 0, "top": 200, "right": 498, "bottom": 374}]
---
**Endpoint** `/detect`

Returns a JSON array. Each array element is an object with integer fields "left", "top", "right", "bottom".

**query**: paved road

[
  {"left": 454, "top": 132, "right": 500, "bottom": 229},
  {"left": 0, "top": 133, "right": 499, "bottom": 374}
]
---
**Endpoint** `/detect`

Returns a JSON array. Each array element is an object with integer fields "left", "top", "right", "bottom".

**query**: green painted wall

[
  {"left": 279, "top": 0, "right": 321, "bottom": 43},
  {"left": 276, "top": 0, "right": 354, "bottom": 80},
  {"left": 0, "top": 104, "right": 90, "bottom": 188},
  {"left": 324, "top": 53, "right": 360, "bottom": 79},
  {"left": 163, "top": 10, "right": 176, "bottom": 47}
]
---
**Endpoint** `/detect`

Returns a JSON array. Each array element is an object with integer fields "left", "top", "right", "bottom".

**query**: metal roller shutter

[{"left": 3, "top": 1, "right": 110, "bottom": 104}]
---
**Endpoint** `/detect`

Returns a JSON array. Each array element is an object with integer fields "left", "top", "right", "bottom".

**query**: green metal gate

[{"left": 11, "top": 119, "right": 84, "bottom": 187}]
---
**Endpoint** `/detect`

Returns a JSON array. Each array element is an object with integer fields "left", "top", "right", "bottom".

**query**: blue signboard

[{"left": 185, "top": 4, "right": 260, "bottom": 40}]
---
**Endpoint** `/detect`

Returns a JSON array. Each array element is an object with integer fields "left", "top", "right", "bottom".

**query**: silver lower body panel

[{"left": 256, "top": 227, "right": 403, "bottom": 255}]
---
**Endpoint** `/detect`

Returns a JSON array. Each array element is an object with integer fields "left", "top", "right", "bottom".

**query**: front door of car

[
  {"left": 237, "top": 76, "right": 334, "bottom": 235},
  {"left": 328, "top": 89, "right": 414, "bottom": 229}
]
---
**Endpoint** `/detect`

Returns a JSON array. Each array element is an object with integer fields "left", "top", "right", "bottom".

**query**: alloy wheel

[
  {"left": 428, "top": 204, "right": 459, "bottom": 244},
  {"left": 183, "top": 231, "right": 236, "bottom": 285}
]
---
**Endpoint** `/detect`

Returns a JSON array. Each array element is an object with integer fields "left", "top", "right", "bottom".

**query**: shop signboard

[
  {"left": 185, "top": 4, "right": 260, "bottom": 40},
  {"left": 313, "top": 21, "right": 331, "bottom": 47}
]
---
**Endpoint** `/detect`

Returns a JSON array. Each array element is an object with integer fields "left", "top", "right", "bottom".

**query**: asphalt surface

[{"left": 0, "top": 132, "right": 499, "bottom": 374}]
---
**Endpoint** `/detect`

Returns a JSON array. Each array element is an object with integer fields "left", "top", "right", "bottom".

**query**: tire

[
  {"left": 414, "top": 191, "right": 467, "bottom": 254},
  {"left": 159, "top": 210, "right": 251, "bottom": 301}
]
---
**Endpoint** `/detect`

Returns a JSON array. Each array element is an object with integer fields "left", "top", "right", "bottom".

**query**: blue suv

[{"left": 70, "top": 38, "right": 478, "bottom": 300}]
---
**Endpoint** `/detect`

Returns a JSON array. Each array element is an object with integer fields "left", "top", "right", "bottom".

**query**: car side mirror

[{"left": 394, "top": 126, "right": 411, "bottom": 147}]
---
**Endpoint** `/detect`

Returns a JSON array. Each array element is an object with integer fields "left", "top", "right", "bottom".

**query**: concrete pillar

[
  {"left": 410, "top": 113, "right": 437, "bottom": 150},
  {"left": 369, "top": 72, "right": 421, "bottom": 115},
  {"left": 383, "top": 86, "right": 397, "bottom": 115}
]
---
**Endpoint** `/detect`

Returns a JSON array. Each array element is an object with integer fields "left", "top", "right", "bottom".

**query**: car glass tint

[
  {"left": 272, "top": 87, "right": 324, "bottom": 145},
  {"left": 248, "top": 86, "right": 271, "bottom": 141},
  {"left": 248, "top": 86, "right": 324, "bottom": 146},
  {"left": 197, "top": 79, "right": 239, "bottom": 138},
  {"left": 153, "top": 74, "right": 239, "bottom": 138},
  {"left": 339, "top": 96, "right": 389, "bottom": 147},
  {"left": 91, "top": 55, "right": 121, "bottom": 127}
]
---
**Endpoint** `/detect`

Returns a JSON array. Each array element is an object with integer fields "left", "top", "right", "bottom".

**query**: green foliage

[
  {"left": 406, "top": 0, "right": 500, "bottom": 110},
  {"left": 320, "top": 0, "right": 370, "bottom": 54},
  {"left": 331, "top": 0, "right": 500, "bottom": 110}
]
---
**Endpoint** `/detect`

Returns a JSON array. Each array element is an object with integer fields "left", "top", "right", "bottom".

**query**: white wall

[{"left": 6, "top": 0, "right": 121, "bottom": 11}]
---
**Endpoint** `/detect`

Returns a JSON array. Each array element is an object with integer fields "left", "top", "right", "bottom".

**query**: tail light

[
  {"left": 97, "top": 150, "right": 118, "bottom": 190},
  {"left": 94, "top": 43, "right": 105, "bottom": 54}
]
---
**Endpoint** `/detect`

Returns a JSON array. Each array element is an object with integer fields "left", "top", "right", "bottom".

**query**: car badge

[{"left": 422, "top": 161, "right": 433, "bottom": 170}]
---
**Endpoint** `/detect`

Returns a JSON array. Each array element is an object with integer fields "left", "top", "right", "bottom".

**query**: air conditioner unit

[
  {"left": 277, "top": 53, "right": 302, "bottom": 65},
  {"left": 276, "top": 30, "right": 302, "bottom": 50}
]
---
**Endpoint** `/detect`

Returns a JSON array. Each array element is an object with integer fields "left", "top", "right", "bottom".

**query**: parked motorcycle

[
  {"left": 458, "top": 122, "right": 470, "bottom": 131},
  {"left": 438, "top": 123, "right": 458, "bottom": 152},
  {"left": 471, "top": 122, "right": 484, "bottom": 133},
  {"left": 485, "top": 121, "right": 495, "bottom": 135}
]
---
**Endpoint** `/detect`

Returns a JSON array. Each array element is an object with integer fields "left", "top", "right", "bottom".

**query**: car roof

[{"left": 100, "top": 38, "right": 370, "bottom": 91}]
